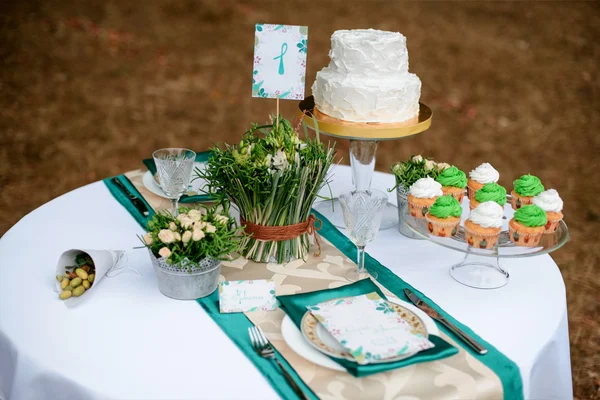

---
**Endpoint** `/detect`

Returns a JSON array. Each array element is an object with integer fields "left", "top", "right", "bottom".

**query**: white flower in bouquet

[
  {"left": 264, "top": 154, "right": 273, "bottom": 168},
  {"left": 192, "top": 229, "right": 205, "bottom": 241},
  {"left": 215, "top": 215, "right": 230, "bottom": 225},
  {"left": 177, "top": 214, "right": 194, "bottom": 229},
  {"left": 437, "top": 162, "right": 451, "bottom": 171},
  {"left": 158, "top": 229, "right": 175, "bottom": 244},
  {"left": 169, "top": 222, "right": 177, "bottom": 231},
  {"left": 158, "top": 247, "right": 172, "bottom": 258},
  {"left": 412, "top": 155, "right": 424, "bottom": 163},
  {"left": 194, "top": 221, "right": 206, "bottom": 230},
  {"left": 272, "top": 150, "right": 289, "bottom": 171},
  {"left": 205, "top": 223, "right": 217, "bottom": 234},
  {"left": 173, "top": 232, "right": 182, "bottom": 242},
  {"left": 424, "top": 159, "right": 436, "bottom": 171},
  {"left": 143, "top": 233, "right": 153, "bottom": 245},
  {"left": 188, "top": 209, "right": 203, "bottom": 222},
  {"left": 182, "top": 230, "right": 192, "bottom": 244}
]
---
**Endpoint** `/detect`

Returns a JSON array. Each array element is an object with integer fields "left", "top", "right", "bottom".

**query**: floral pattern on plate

[{"left": 307, "top": 293, "right": 434, "bottom": 364}]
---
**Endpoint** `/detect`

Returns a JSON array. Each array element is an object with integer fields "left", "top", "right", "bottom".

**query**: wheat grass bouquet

[{"left": 201, "top": 115, "right": 335, "bottom": 263}]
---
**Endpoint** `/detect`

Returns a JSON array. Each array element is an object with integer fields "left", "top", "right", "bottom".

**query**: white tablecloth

[{"left": 0, "top": 167, "right": 572, "bottom": 400}]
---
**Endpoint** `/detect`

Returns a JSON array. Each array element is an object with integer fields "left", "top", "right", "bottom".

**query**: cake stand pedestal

[
  {"left": 400, "top": 195, "right": 569, "bottom": 289},
  {"left": 299, "top": 96, "right": 433, "bottom": 230}
]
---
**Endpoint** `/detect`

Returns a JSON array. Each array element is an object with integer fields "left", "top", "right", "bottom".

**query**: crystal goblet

[
  {"left": 338, "top": 189, "right": 389, "bottom": 281},
  {"left": 153, "top": 148, "right": 196, "bottom": 216}
]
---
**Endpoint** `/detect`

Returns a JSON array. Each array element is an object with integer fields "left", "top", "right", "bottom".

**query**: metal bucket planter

[
  {"left": 396, "top": 184, "right": 424, "bottom": 240},
  {"left": 148, "top": 249, "right": 221, "bottom": 300}
]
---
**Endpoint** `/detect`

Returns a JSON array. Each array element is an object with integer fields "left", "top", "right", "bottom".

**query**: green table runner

[{"left": 103, "top": 170, "right": 524, "bottom": 400}]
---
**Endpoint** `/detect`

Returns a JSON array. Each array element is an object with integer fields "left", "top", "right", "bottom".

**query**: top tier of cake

[
  {"left": 311, "top": 29, "right": 421, "bottom": 123},
  {"left": 328, "top": 29, "right": 409, "bottom": 75}
]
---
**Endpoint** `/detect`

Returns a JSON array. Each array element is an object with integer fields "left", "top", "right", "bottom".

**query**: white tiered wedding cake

[{"left": 312, "top": 29, "right": 421, "bottom": 123}]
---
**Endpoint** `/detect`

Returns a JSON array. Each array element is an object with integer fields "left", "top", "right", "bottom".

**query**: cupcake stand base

[
  {"left": 450, "top": 250, "right": 509, "bottom": 289},
  {"left": 299, "top": 96, "right": 433, "bottom": 230},
  {"left": 400, "top": 196, "right": 569, "bottom": 289}
]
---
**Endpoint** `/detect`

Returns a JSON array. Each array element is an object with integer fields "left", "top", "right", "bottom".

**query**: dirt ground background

[{"left": 1, "top": 1, "right": 599, "bottom": 398}]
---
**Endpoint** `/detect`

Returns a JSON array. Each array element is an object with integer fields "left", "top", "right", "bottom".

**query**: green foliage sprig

[{"left": 390, "top": 155, "right": 449, "bottom": 191}]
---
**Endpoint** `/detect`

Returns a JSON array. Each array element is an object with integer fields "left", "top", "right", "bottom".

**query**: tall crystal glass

[
  {"left": 153, "top": 148, "right": 196, "bottom": 216},
  {"left": 338, "top": 189, "right": 388, "bottom": 281}
]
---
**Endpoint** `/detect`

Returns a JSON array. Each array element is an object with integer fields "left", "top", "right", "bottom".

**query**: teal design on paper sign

[
  {"left": 273, "top": 42, "right": 288, "bottom": 75},
  {"left": 252, "top": 24, "right": 308, "bottom": 100}
]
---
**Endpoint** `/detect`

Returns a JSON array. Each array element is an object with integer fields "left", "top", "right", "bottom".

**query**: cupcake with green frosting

[
  {"left": 511, "top": 174, "right": 545, "bottom": 210},
  {"left": 435, "top": 166, "right": 467, "bottom": 203},
  {"left": 509, "top": 204, "right": 547, "bottom": 247},
  {"left": 425, "top": 195, "right": 463, "bottom": 237},
  {"left": 470, "top": 182, "right": 507, "bottom": 210}
]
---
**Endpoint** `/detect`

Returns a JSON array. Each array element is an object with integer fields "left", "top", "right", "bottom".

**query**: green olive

[
  {"left": 60, "top": 278, "right": 70, "bottom": 289},
  {"left": 75, "top": 268, "right": 88, "bottom": 280},
  {"left": 70, "top": 277, "right": 82, "bottom": 288},
  {"left": 64, "top": 285, "right": 73, "bottom": 292},
  {"left": 72, "top": 286, "right": 85, "bottom": 297},
  {"left": 59, "top": 290, "right": 72, "bottom": 300},
  {"left": 82, "top": 280, "right": 91, "bottom": 289},
  {"left": 88, "top": 274, "right": 95, "bottom": 283}
]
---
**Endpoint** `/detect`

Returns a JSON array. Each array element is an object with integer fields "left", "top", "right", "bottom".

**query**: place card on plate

[
  {"left": 252, "top": 24, "right": 308, "bottom": 100},
  {"left": 219, "top": 279, "right": 276, "bottom": 313},
  {"left": 307, "top": 293, "right": 434, "bottom": 364}
]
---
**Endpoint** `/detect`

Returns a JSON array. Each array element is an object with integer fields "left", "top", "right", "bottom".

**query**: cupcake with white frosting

[
  {"left": 532, "top": 189, "right": 564, "bottom": 234},
  {"left": 464, "top": 201, "right": 504, "bottom": 249},
  {"left": 467, "top": 163, "right": 500, "bottom": 201},
  {"left": 407, "top": 177, "right": 443, "bottom": 219}
]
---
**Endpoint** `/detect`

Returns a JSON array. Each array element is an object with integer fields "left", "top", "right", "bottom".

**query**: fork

[{"left": 248, "top": 326, "right": 309, "bottom": 400}]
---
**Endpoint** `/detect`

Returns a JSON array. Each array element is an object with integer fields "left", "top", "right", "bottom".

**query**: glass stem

[
  {"left": 170, "top": 198, "right": 179, "bottom": 217},
  {"left": 357, "top": 245, "right": 366, "bottom": 274}
]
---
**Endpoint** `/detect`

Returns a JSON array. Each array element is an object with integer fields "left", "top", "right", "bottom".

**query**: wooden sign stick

[{"left": 276, "top": 94, "right": 280, "bottom": 130}]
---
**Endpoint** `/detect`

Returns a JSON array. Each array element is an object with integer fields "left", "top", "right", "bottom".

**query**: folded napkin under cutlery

[{"left": 277, "top": 279, "right": 458, "bottom": 377}]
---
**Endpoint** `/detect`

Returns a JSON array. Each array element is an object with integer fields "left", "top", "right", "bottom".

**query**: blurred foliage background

[{"left": 1, "top": 1, "right": 598, "bottom": 397}]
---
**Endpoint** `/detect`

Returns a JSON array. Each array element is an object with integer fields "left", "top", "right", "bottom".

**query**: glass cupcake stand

[
  {"left": 401, "top": 195, "right": 569, "bottom": 289},
  {"left": 298, "top": 96, "right": 433, "bottom": 230}
]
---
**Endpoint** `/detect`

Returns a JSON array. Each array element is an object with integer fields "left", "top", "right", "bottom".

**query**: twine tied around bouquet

[{"left": 240, "top": 214, "right": 323, "bottom": 257}]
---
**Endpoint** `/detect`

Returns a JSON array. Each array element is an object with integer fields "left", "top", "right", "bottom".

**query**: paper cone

[{"left": 55, "top": 249, "right": 126, "bottom": 307}]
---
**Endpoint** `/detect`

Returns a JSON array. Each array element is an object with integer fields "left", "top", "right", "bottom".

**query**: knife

[
  {"left": 403, "top": 288, "right": 488, "bottom": 355},
  {"left": 112, "top": 177, "right": 150, "bottom": 217}
]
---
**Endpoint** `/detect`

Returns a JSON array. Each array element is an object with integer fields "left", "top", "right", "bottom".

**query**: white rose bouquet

[
  {"left": 140, "top": 204, "right": 241, "bottom": 269},
  {"left": 201, "top": 115, "right": 335, "bottom": 263}
]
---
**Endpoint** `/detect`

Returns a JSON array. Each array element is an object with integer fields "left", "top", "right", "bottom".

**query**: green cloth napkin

[
  {"left": 143, "top": 151, "right": 215, "bottom": 203},
  {"left": 277, "top": 279, "right": 458, "bottom": 377}
]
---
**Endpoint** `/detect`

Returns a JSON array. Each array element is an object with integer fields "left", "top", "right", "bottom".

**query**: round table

[{"left": 0, "top": 166, "right": 572, "bottom": 400}]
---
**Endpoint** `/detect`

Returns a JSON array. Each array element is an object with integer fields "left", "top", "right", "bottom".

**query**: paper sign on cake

[
  {"left": 219, "top": 279, "right": 276, "bottom": 313},
  {"left": 252, "top": 24, "right": 308, "bottom": 100}
]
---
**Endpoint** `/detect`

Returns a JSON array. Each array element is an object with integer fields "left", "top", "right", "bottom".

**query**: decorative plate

[{"left": 300, "top": 299, "right": 428, "bottom": 364}]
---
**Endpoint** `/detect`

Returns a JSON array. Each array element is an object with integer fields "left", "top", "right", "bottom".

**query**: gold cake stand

[
  {"left": 298, "top": 96, "right": 433, "bottom": 141},
  {"left": 298, "top": 96, "right": 433, "bottom": 230}
]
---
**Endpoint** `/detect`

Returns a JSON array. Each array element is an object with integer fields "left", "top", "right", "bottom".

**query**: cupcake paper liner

[
  {"left": 510, "top": 190, "right": 534, "bottom": 210},
  {"left": 464, "top": 227, "right": 501, "bottom": 249},
  {"left": 544, "top": 217, "right": 562, "bottom": 234},
  {"left": 508, "top": 226, "right": 543, "bottom": 247},
  {"left": 442, "top": 187, "right": 465, "bottom": 203},
  {"left": 425, "top": 216, "right": 461, "bottom": 237},
  {"left": 407, "top": 199, "right": 436, "bottom": 219}
]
